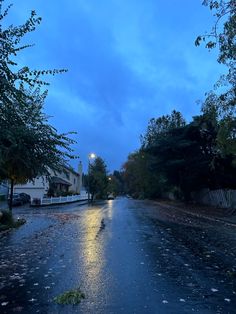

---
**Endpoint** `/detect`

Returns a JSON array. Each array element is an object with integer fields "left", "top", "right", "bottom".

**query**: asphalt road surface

[{"left": 0, "top": 197, "right": 236, "bottom": 313}]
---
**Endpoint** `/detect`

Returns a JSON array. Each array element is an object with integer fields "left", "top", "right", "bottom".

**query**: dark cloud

[{"left": 7, "top": 0, "right": 225, "bottom": 170}]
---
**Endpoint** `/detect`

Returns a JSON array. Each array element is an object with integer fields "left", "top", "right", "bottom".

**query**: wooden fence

[
  {"left": 31, "top": 192, "right": 88, "bottom": 206},
  {"left": 192, "top": 189, "right": 236, "bottom": 209}
]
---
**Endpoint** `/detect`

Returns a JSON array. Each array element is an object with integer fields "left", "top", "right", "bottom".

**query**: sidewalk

[{"left": 154, "top": 199, "right": 236, "bottom": 226}]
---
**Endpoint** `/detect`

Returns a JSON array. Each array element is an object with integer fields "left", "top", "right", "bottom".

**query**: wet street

[{"left": 0, "top": 197, "right": 236, "bottom": 313}]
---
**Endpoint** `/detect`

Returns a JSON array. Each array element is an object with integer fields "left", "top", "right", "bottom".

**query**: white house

[
  {"left": 13, "top": 162, "right": 83, "bottom": 200},
  {"left": 49, "top": 163, "right": 82, "bottom": 196},
  {"left": 14, "top": 177, "right": 49, "bottom": 199},
  {"left": 0, "top": 181, "right": 8, "bottom": 200}
]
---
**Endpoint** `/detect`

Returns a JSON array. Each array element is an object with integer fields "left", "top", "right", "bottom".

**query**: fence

[
  {"left": 31, "top": 192, "right": 88, "bottom": 206},
  {"left": 191, "top": 189, "right": 236, "bottom": 209}
]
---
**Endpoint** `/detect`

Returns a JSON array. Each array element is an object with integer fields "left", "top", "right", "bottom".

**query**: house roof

[
  {"left": 51, "top": 176, "right": 71, "bottom": 186},
  {"left": 64, "top": 166, "right": 80, "bottom": 177}
]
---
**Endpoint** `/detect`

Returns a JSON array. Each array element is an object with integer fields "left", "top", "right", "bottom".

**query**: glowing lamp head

[{"left": 89, "top": 153, "right": 96, "bottom": 160}]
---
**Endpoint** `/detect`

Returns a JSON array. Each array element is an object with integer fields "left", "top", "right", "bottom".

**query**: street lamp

[
  {"left": 88, "top": 153, "right": 96, "bottom": 202},
  {"left": 89, "top": 153, "right": 96, "bottom": 159}
]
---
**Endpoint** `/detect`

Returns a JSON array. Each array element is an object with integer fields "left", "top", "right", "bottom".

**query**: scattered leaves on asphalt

[{"left": 54, "top": 288, "right": 85, "bottom": 305}]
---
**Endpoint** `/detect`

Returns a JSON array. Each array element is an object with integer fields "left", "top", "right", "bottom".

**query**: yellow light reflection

[
  {"left": 80, "top": 207, "right": 105, "bottom": 294},
  {"left": 107, "top": 200, "right": 114, "bottom": 220}
]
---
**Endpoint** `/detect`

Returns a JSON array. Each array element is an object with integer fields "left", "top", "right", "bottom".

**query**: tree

[
  {"left": 0, "top": 0, "right": 67, "bottom": 107},
  {"left": 149, "top": 113, "right": 236, "bottom": 200},
  {"left": 195, "top": 1, "right": 236, "bottom": 164},
  {"left": 122, "top": 150, "right": 166, "bottom": 199},
  {"left": 141, "top": 110, "right": 186, "bottom": 149},
  {"left": 0, "top": 1, "right": 75, "bottom": 210},
  {"left": 123, "top": 111, "right": 186, "bottom": 200},
  {"left": 124, "top": 110, "right": 236, "bottom": 201},
  {"left": 122, "top": 151, "right": 146, "bottom": 199},
  {"left": 106, "top": 175, "right": 117, "bottom": 196},
  {"left": 112, "top": 170, "right": 125, "bottom": 195},
  {"left": 195, "top": 0, "right": 235, "bottom": 65},
  {"left": 201, "top": 93, "right": 236, "bottom": 156},
  {"left": 0, "top": 88, "right": 76, "bottom": 210},
  {"left": 87, "top": 157, "right": 108, "bottom": 201}
]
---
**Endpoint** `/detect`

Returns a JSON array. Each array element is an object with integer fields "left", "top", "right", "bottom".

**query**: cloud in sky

[{"left": 4, "top": 0, "right": 225, "bottom": 171}]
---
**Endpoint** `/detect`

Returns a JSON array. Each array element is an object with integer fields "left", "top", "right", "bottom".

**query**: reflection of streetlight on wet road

[
  {"left": 80, "top": 206, "right": 107, "bottom": 298},
  {"left": 88, "top": 153, "right": 96, "bottom": 202}
]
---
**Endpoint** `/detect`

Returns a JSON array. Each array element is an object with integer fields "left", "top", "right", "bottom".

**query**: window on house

[{"left": 64, "top": 171, "right": 70, "bottom": 180}]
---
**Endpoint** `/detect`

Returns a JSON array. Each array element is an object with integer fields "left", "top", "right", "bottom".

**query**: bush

[
  {"left": 0, "top": 210, "right": 14, "bottom": 225},
  {"left": 0, "top": 210, "right": 26, "bottom": 231},
  {"left": 0, "top": 195, "right": 6, "bottom": 201}
]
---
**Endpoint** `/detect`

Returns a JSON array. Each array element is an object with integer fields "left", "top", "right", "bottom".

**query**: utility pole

[{"left": 87, "top": 153, "right": 96, "bottom": 203}]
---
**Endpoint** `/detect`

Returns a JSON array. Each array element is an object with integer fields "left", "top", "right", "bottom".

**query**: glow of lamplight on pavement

[
  {"left": 107, "top": 200, "right": 114, "bottom": 220},
  {"left": 81, "top": 208, "right": 105, "bottom": 293},
  {"left": 80, "top": 202, "right": 115, "bottom": 287},
  {"left": 83, "top": 210, "right": 103, "bottom": 263}
]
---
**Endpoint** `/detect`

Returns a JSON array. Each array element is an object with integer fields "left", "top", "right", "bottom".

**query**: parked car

[
  {"left": 107, "top": 194, "right": 115, "bottom": 200},
  {"left": 8, "top": 193, "right": 24, "bottom": 206},
  {"left": 19, "top": 193, "right": 31, "bottom": 203}
]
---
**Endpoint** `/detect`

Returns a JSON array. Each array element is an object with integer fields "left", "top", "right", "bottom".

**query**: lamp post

[{"left": 88, "top": 153, "right": 96, "bottom": 202}]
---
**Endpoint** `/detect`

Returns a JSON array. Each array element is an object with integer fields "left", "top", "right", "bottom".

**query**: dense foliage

[
  {"left": 0, "top": 0, "right": 67, "bottom": 106},
  {"left": 108, "top": 170, "right": 125, "bottom": 196},
  {"left": 86, "top": 157, "right": 109, "bottom": 200},
  {"left": 195, "top": 0, "right": 235, "bottom": 65},
  {"left": 0, "top": 0, "right": 75, "bottom": 209},
  {"left": 123, "top": 1, "right": 235, "bottom": 201},
  {"left": 123, "top": 110, "right": 236, "bottom": 201},
  {"left": 196, "top": 0, "right": 235, "bottom": 145},
  {"left": 0, "top": 88, "right": 75, "bottom": 181}
]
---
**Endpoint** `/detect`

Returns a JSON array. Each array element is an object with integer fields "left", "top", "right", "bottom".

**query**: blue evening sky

[{"left": 4, "top": 0, "right": 224, "bottom": 172}]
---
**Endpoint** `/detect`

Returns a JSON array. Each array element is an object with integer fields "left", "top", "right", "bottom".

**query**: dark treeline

[
  {"left": 83, "top": 157, "right": 125, "bottom": 200},
  {"left": 123, "top": 0, "right": 236, "bottom": 202},
  {"left": 123, "top": 108, "right": 236, "bottom": 201}
]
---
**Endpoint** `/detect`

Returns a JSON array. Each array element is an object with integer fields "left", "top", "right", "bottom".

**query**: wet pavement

[{"left": 0, "top": 197, "right": 236, "bottom": 313}]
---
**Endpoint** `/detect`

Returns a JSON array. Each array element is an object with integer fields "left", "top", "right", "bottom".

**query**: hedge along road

[{"left": 0, "top": 197, "right": 236, "bottom": 313}]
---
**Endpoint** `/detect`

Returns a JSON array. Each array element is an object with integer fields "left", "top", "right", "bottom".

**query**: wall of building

[
  {"left": 68, "top": 172, "right": 80, "bottom": 194},
  {"left": 50, "top": 163, "right": 83, "bottom": 195},
  {"left": 0, "top": 181, "right": 8, "bottom": 200},
  {"left": 78, "top": 162, "right": 83, "bottom": 193},
  {"left": 49, "top": 169, "right": 80, "bottom": 194},
  {"left": 14, "top": 177, "right": 49, "bottom": 200},
  {"left": 11, "top": 163, "right": 83, "bottom": 199}
]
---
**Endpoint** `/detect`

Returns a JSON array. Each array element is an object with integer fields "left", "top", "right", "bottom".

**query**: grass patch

[
  {"left": 0, "top": 210, "right": 26, "bottom": 232},
  {"left": 226, "top": 270, "right": 236, "bottom": 278},
  {"left": 54, "top": 288, "right": 85, "bottom": 305}
]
